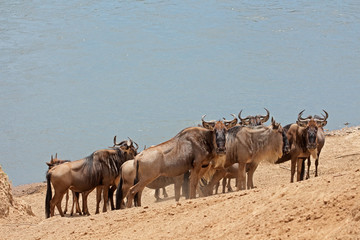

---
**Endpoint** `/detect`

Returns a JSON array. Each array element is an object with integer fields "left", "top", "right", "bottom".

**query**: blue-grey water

[{"left": 1, "top": 1, "right": 359, "bottom": 186}]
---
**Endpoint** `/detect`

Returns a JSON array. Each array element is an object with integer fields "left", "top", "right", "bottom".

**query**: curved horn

[
  {"left": 223, "top": 114, "right": 238, "bottom": 128},
  {"left": 113, "top": 135, "right": 119, "bottom": 146},
  {"left": 127, "top": 137, "right": 139, "bottom": 150},
  {"left": 315, "top": 109, "right": 329, "bottom": 121},
  {"left": 297, "top": 110, "right": 312, "bottom": 121},
  {"left": 297, "top": 110, "right": 311, "bottom": 127},
  {"left": 201, "top": 114, "right": 207, "bottom": 122},
  {"left": 258, "top": 108, "right": 270, "bottom": 124},
  {"left": 127, "top": 137, "right": 132, "bottom": 147},
  {"left": 322, "top": 110, "right": 329, "bottom": 120},
  {"left": 202, "top": 114, "right": 216, "bottom": 129},
  {"left": 134, "top": 141, "right": 139, "bottom": 150},
  {"left": 314, "top": 110, "right": 329, "bottom": 127},
  {"left": 297, "top": 110, "right": 306, "bottom": 121},
  {"left": 238, "top": 110, "right": 250, "bottom": 125}
]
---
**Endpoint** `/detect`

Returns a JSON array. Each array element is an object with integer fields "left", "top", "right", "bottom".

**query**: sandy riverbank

[{"left": 1, "top": 126, "right": 360, "bottom": 239}]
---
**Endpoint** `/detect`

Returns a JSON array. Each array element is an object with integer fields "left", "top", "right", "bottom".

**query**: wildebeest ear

[
  {"left": 271, "top": 117, "right": 280, "bottom": 129},
  {"left": 317, "top": 120, "right": 327, "bottom": 127},
  {"left": 296, "top": 120, "right": 308, "bottom": 127},
  {"left": 202, "top": 121, "right": 215, "bottom": 130},
  {"left": 201, "top": 115, "right": 216, "bottom": 130},
  {"left": 46, "top": 162, "right": 52, "bottom": 167},
  {"left": 223, "top": 114, "right": 238, "bottom": 129},
  {"left": 271, "top": 117, "right": 275, "bottom": 127}
]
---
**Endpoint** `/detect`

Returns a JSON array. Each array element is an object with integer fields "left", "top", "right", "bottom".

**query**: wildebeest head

[
  {"left": 46, "top": 153, "right": 58, "bottom": 169},
  {"left": 46, "top": 153, "right": 70, "bottom": 169},
  {"left": 238, "top": 108, "right": 270, "bottom": 126},
  {"left": 296, "top": 110, "right": 328, "bottom": 150},
  {"left": 314, "top": 110, "right": 329, "bottom": 128},
  {"left": 112, "top": 136, "right": 139, "bottom": 158},
  {"left": 202, "top": 114, "right": 237, "bottom": 154},
  {"left": 270, "top": 117, "right": 290, "bottom": 155}
]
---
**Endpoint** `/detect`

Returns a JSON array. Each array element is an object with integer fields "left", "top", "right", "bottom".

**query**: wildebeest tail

[
  {"left": 134, "top": 160, "right": 140, "bottom": 207},
  {"left": 115, "top": 168, "right": 123, "bottom": 210},
  {"left": 45, "top": 172, "right": 52, "bottom": 218}
]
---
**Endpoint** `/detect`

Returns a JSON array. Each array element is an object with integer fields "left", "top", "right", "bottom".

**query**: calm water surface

[{"left": 1, "top": 1, "right": 359, "bottom": 185}]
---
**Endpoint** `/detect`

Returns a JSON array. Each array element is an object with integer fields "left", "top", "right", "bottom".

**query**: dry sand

[{"left": 1, "top": 126, "right": 360, "bottom": 240}]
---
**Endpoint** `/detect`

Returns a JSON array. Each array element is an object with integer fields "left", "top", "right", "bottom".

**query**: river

[{"left": 1, "top": 0, "right": 359, "bottom": 185}]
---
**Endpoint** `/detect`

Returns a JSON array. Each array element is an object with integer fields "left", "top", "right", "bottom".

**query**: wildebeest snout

[
  {"left": 307, "top": 143, "right": 317, "bottom": 150},
  {"left": 283, "top": 144, "right": 290, "bottom": 154},
  {"left": 216, "top": 146, "right": 226, "bottom": 154}
]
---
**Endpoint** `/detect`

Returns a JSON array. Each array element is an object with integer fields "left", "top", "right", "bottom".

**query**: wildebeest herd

[{"left": 45, "top": 109, "right": 328, "bottom": 218}]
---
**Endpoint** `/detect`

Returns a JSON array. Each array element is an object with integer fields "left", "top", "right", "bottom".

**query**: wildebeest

[
  {"left": 119, "top": 115, "right": 238, "bottom": 208},
  {"left": 45, "top": 138, "right": 138, "bottom": 218},
  {"left": 116, "top": 159, "right": 186, "bottom": 208},
  {"left": 46, "top": 154, "right": 82, "bottom": 216},
  {"left": 214, "top": 163, "right": 245, "bottom": 194},
  {"left": 202, "top": 118, "right": 289, "bottom": 194},
  {"left": 276, "top": 110, "right": 328, "bottom": 182},
  {"left": 208, "top": 109, "right": 271, "bottom": 194},
  {"left": 93, "top": 137, "right": 139, "bottom": 214},
  {"left": 229, "top": 118, "right": 290, "bottom": 190},
  {"left": 140, "top": 145, "right": 174, "bottom": 202},
  {"left": 238, "top": 108, "right": 270, "bottom": 126}
]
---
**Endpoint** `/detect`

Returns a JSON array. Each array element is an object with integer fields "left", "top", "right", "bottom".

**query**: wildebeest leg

[
  {"left": 70, "top": 192, "right": 75, "bottom": 216},
  {"left": 189, "top": 168, "right": 202, "bottom": 199},
  {"left": 102, "top": 185, "right": 110, "bottom": 213},
  {"left": 70, "top": 191, "right": 81, "bottom": 216},
  {"left": 315, "top": 151, "right": 321, "bottom": 177},
  {"left": 154, "top": 189, "right": 161, "bottom": 201},
  {"left": 228, "top": 178, "right": 234, "bottom": 192},
  {"left": 174, "top": 175, "right": 184, "bottom": 201},
  {"left": 205, "top": 169, "right": 226, "bottom": 196},
  {"left": 290, "top": 157, "right": 297, "bottom": 183},
  {"left": 162, "top": 187, "right": 168, "bottom": 198},
  {"left": 300, "top": 158, "right": 305, "bottom": 181},
  {"left": 227, "top": 178, "right": 233, "bottom": 192},
  {"left": 127, "top": 180, "right": 152, "bottom": 208},
  {"left": 220, "top": 178, "right": 225, "bottom": 193},
  {"left": 127, "top": 184, "right": 143, "bottom": 208},
  {"left": 246, "top": 162, "right": 259, "bottom": 189},
  {"left": 82, "top": 190, "right": 93, "bottom": 215},
  {"left": 182, "top": 171, "right": 190, "bottom": 199},
  {"left": 297, "top": 158, "right": 305, "bottom": 182},
  {"left": 51, "top": 191, "right": 66, "bottom": 217},
  {"left": 136, "top": 190, "right": 143, "bottom": 206},
  {"left": 109, "top": 185, "right": 116, "bottom": 210},
  {"left": 214, "top": 181, "right": 219, "bottom": 194},
  {"left": 236, "top": 163, "right": 246, "bottom": 191},
  {"left": 82, "top": 192, "right": 87, "bottom": 215},
  {"left": 306, "top": 157, "right": 311, "bottom": 180},
  {"left": 64, "top": 189, "right": 69, "bottom": 214},
  {"left": 117, "top": 173, "right": 134, "bottom": 209},
  {"left": 95, "top": 186, "right": 102, "bottom": 214}
]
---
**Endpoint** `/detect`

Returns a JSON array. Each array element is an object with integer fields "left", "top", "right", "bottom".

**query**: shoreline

[
  {"left": 10, "top": 125, "right": 360, "bottom": 196},
  {"left": 2, "top": 124, "right": 360, "bottom": 240}
]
